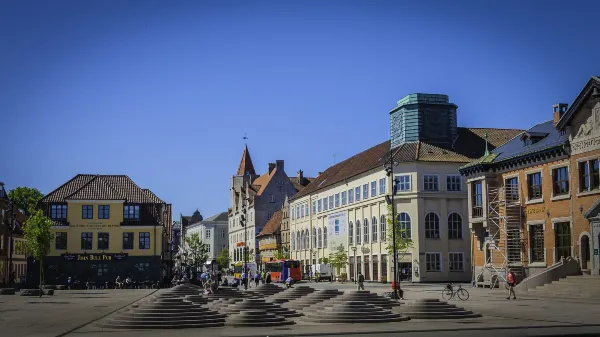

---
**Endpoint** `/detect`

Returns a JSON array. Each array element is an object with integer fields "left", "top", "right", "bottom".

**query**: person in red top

[{"left": 506, "top": 269, "right": 517, "bottom": 300}]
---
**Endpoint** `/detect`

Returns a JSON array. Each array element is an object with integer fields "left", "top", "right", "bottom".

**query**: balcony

[{"left": 472, "top": 206, "right": 483, "bottom": 218}]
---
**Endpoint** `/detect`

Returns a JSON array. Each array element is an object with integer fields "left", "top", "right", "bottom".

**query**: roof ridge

[
  {"left": 463, "top": 127, "right": 525, "bottom": 131},
  {"left": 41, "top": 174, "right": 95, "bottom": 202},
  {"left": 65, "top": 174, "right": 100, "bottom": 199}
]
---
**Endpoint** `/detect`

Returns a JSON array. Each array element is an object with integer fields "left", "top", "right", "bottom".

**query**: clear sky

[{"left": 1, "top": 0, "right": 599, "bottom": 219}]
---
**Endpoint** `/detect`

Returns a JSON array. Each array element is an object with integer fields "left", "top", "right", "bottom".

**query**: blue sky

[{"left": 1, "top": 0, "right": 599, "bottom": 219}]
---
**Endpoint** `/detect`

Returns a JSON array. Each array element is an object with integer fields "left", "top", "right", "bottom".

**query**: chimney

[
  {"left": 275, "top": 160, "right": 284, "bottom": 172},
  {"left": 297, "top": 170, "right": 304, "bottom": 184},
  {"left": 268, "top": 163, "right": 276, "bottom": 174},
  {"left": 553, "top": 103, "right": 568, "bottom": 125}
]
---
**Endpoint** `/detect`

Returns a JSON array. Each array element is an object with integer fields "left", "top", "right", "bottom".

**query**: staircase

[{"left": 525, "top": 275, "right": 600, "bottom": 299}]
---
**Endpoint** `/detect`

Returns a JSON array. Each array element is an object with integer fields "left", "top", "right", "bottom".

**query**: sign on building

[{"left": 327, "top": 211, "right": 347, "bottom": 248}]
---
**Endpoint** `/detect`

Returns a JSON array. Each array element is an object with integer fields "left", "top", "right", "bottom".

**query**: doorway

[
  {"left": 581, "top": 234, "right": 591, "bottom": 270},
  {"left": 398, "top": 262, "right": 412, "bottom": 282}
]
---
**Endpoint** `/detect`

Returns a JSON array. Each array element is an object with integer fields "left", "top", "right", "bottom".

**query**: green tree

[
  {"left": 23, "top": 210, "right": 54, "bottom": 296},
  {"left": 328, "top": 244, "right": 348, "bottom": 276},
  {"left": 385, "top": 204, "right": 414, "bottom": 270},
  {"left": 273, "top": 247, "right": 288, "bottom": 260},
  {"left": 8, "top": 186, "right": 44, "bottom": 216},
  {"left": 185, "top": 233, "right": 209, "bottom": 271},
  {"left": 243, "top": 247, "right": 254, "bottom": 262},
  {"left": 216, "top": 248, "right": 231, "bottom": 271}
]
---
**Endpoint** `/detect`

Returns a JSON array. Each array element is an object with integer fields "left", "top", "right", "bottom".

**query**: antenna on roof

[{"left": 484, "top": 133, "right": 489, "bottom": 156}]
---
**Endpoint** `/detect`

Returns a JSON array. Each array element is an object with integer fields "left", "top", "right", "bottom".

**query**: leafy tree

[
  {"left": 216, "top": 248, "right": 231, "bottom": 270},
  {"left": 243, "top": 247, "right": 254, "bottom": 262},
  {"left": 8, "top": 187, "right": 44, "bottom": 216},
  {"left": 185, "top": 233, "right": 209, "bottom": 271},
  {"left": 328, "top": 244, "right": 348, "bottom": 277},
  {"left": 273, "top": 247, "right": 288, "bottom": 260},
  {"left": 385, "top": 204, "right": 414, "bottom": 273},
  {"left": 319, "top": 257, "right": 330, "bottom": 264},
  {"left": 24, "top": 210, "right": 54, "bottom": 296}
]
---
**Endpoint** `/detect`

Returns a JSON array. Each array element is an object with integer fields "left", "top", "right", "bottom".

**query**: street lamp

[
  {"left": 7, "top": 201, "right": 16, "bottom": 288},
  {"left": 351, "top": 246, "right": 357, "bottom": 284},
  {"left": 385, "top": 158, "right": 399, "bottom": 300}
]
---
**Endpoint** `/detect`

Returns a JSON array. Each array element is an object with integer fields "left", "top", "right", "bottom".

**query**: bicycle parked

[{"left": 442, "top": 283, "right": 469, "bottom": 301}]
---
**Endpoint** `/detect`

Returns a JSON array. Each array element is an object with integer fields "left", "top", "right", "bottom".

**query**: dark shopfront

[{"left": 28, "top": 253, "right": 161, "bottom": 287}]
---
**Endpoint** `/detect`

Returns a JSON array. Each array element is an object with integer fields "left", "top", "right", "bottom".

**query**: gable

[{"left": 568, "top": 100, "right": 600, "bottom": 155}]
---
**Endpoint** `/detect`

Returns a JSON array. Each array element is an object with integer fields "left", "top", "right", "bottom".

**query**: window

[
  {"left": 323, "top": 198, "right": 328, "bottom": 211},
  {"left": 313, "top": 228, "right": 317, "bottom": 247},
  {"left": 124, "top": 205, "right": 140, "bottom": 220},
  {"left": 98, "top": 232, "right": 109, "bottom": 250},
  {"left": 349, "top": 221, "right": 354, "bottom": 245},
  {"left": 267, "top": 212, "right": 272, "bottom": 220},
  {"left": 355, "top": 187, "right": 361, "bottom": 201},
  {"left": 220, "top": 229, "right": 225, "bottom": 238},
  {"left": 323, "top": 228, "right": 327, "bottom": 247},
  {"left": 552, "top": 167, "right": 569, "bottom": 196},
  {"left": 425, "top": 213, "right": 440, "bottom": 239},
  {"left": 207, "top": 246, "right": 211, "bottom": 253},
  {"left": 505, "top": 177, "right": 519, "bottom": 202},
  {"left": 372, "top": 216, "right": 377, "bottom": 242},
  {"left": 97, "top": 263, "right": 109, "bottom": 277},
  {"left": 396, "top": 175, "right": 411, "bottom": 192},
  {"left": 397, "top": 213, "right": 411, "bottom": 239},
  {"left": 296, "top": 206, "right": 300, "bottom": 219},
  {"left": 363, "top": 218, "right": 369, "bottom": 243},
  {"left": 380, "top": 215, "right": 386, "bottom": 241},
  {"left": 371, "top": 181, "right": 377, "bottom": 197},
  {"left": 82, "top": 205, "right": 93, "bottom": 219},
  {"left": 356, "top": 220, "right": 361, "bottom": 244},
  {"left": 472, "top": 181, "right": 483, "bottom": 217},
  {"left": 425, "top": 253, "right": 441, "bottom": 272},
  {"left": 51, "top": 204, "right": 67, "bottom": 219},
  {"left": 341, "top": 191, "right": 347, "bottom": 205},
  {"left": 98, "top": 205, "right": 110, "bottom": 219},
  {"left": 318, "top": 199, "right": 322, "bottom": 212},
  {"left": 270, "top": 194, "right": 275, "bottom": 203},
  {"left": 206, "top": 229, "right": 211, "bottom": 239},
  {"left": 301, "top": 205, "right": 304, "bottom": 218},
  {"left": 329, "top": 196, "right": 334, "bottom": 209},
  {"left": 448, "top": 213, "right": 462, "bottom": 239},
  {"left": 379, "top": 178, "right": 386, "bottom": 194},
  {"left": 363, "top": 184, "right": 368, "bottom": 199},
  {"left": 530, "top": 224, "right": 544, "bottom": 263},
  {"left": 318, "top": 228, "right": 322, "bottom": 248},
  {"left": 446, "top": 175, "right": 462, "bottom": 191},
  {"left": 527, "top": 172, "right": 542, "bottom": 200},
  {"left": 305, "top": 204, "right": 309, "bottom": 216},
  {"left": 555, "top": 222, "right": 571, "bottom": 260},
  {"left": 139, "top": 232, "right": 151, "bottom": 249},
  {"left": 335, "top": 193, "right": 340, "bottom": 207},
  {"left": 81, "top": 232, "right": 93, "bottom": 250},
  {"left": 55, "top": 232, "right": 67, "bottom": 250},
  {"left": 348, "top": 189, "right": 354, "bottom": 203},
  {"left": 291, "top": 232, "right": 295, "bottom": 250},
  {"left": 579, "top": 159, "right": 599, "bottom": 192},
  {"left": 423, "top": 175, "right": 439, "bottom": 191},
  {"left": 448, "top": 253, "right": 464, "bottom": 272},
  {"left": 312, "top": 201, "right": 316, "bottom": 214}
]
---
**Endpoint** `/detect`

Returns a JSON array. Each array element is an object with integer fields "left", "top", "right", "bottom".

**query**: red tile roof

[
  {"left": 236, "top": 145, "right": 256, "bottom": 176},
  {"left": 257, "top": 209, "right": 282, "bottom": 237}
]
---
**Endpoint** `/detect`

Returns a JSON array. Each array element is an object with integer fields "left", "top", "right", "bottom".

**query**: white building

[
  {"left": 185, "top": 211, "right": 229, "bottom": 265},
  {"left": 289, "top": 93, "right": 517, "bottom": 282}
]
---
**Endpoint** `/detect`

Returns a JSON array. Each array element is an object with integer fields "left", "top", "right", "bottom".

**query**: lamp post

[
  {"left": 351, "top": 246, "right": 357, "bottom": 284},
  {"left": 385, "top": 157, "right": 399, "bottom": 300},
  {"left": 7, "top": 201, "right": 15, "bottom": 288}
]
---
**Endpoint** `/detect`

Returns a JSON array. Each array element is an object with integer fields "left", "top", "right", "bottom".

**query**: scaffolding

[{"left": 476, "top": 184, "right": 523, "bottom": 289}]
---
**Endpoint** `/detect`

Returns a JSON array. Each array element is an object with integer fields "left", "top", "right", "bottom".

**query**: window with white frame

[
  {"left": 356, "top": 219, "right": 361, "bottom": 244},
  {"left": 355, "top": 187, "right": 361, "bottom": 201},
  {"left": 335, "top": 193, "right": 340, "bottom": 207},
  {"left": 380, "top": 214, "right": 386, "bottom": 241},
  {"left": 296, "top": 206, "right": 300, "bottom": 219},
  {"left": 425, "top": 253, "right": 441, "bottom": 272},
  {"left": 341, "top": 191, "right": 347, "bottom": 205},
  {"left": 313, "top": 228, "right": 317, "bottom": 247},
  {"left": 318, "top": 199, "right": 322, "bottom": 212},
  {"left": 348, "top": 189, "right": 354, "bottom": 203},
  {"left": 395, "top": 175, "right": 411, "bottom": 192},
  {"left": 318, "top": 228, "right": 322, "bottom": 248},
  {"left": 371, "top": 216, "right": 377, "bottom": 242},
  {"left": 328, "top": 196, "right": 334, "bottom": 209},
  {"left": 312, "top": 201, "right": 316, "bottom": 214},
  {"left": 448, "top": 252, "right": 464, "bottom": 271},
  {"left": 300, "top": 206, "right": 304, "bottom": 218},
  {"left": 425, "top": 213, "right": 440, "bottom": 239},
  {"left": 220, "top": 229, "right": 225, "bottom": 238},
  {"left": 206, "top": 229, "right": 211, "bottom": 239},
  {"left": 379, "top": 178, "right": 386, "bottom": 194},
  {"left": 323, "top": 228, "right": 327, "bottom": 247},
  {"left": 323, "top": 197, "right": 328, "bottom": 211},
  {"left": 423, "top": 175, "right": 439, "bottom": 191},
  {"left": 349, "top": 221, "right": 354, "bottom": 245},
  {"left": 447, "top": 213, "right": 462, "bottom": 239},
  {"left": 397, "top": 213, "right": 411, "bottom": 239},
  {"left": 291, "top": 208, "right": 295, "bottom": 220},
  {"left": 305, "top": 204, "right": 309, "bottom": 216},
  {"left": 446, "top": 175, "right": 462, "bottom": 191},
  {"left": 371, "top": 181, "right": 377, "bottom": 197},
  {"left": 363, "top": 218, "right": 369, "bottom": 243},
  {"left": 363, "top": 184, "right": 368, "bottom": 199}
]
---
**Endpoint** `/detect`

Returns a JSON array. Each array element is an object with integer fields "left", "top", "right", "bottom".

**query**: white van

[{"left": 310, "top": 264, "right": 333, "bottom": 282}]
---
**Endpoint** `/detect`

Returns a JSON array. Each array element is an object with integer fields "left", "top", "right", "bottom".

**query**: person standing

[
  {"left": 506, "top": 269, "right": 517, "bottom": 300},
  {"left": 357, "top": 272, "right": 365, "bottom": 290}
]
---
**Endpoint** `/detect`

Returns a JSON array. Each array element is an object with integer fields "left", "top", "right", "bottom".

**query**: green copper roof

[
  {"left": 396, "top": 93, "right": 450, "bottom": 107},
  {"left": 459, "top": 153, "right": 498, "bottom": 170}
]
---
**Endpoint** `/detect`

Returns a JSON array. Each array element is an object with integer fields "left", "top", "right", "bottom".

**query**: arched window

[
  {"left": 291, "top": 232, "right": 295, "bottom": 250},
  {"left": 305, "top": 230, "right": 309, "bottom": 249},
  {"left": 372, "top": 216, "right": 378, "bottom": 242},
  {"left": 356, "top": 220, "right": 361, "bottom": 244},
  {"left": 313, "top": 228, "right": 317, "bottom": 247},
  {"left": 448, "top": 213, "right": 462, "bottom": 239},
  {"left": 425, "top": 213, "right": 440, "bottom": 239},
  {"left": 380, "top": 215, "right": 387, "bottom": 241},
  {"left": 296, "top": 230, "right": 301, "bottom": 250},
  {"left": 323, "top": 228, "right": 327, "bottom": 247},
  {"left": 363, "top": 218, "right": 369, "bottom": 243},
  {"left": 397, "top": 213, "right": 411, "bottom": 239},
  {"left": 318, "top": 228, "right": 322, "bottom": 248},
  {"left": 349, "top": 221, "right": 354, "bottom": 245}
]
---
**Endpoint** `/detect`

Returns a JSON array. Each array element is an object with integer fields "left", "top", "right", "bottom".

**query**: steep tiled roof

[
  {"left": 143, "top": 189, "right": 165, "bottom": 204},
  {"left": 203, "top": 212, "right": 229, "bottom": 222},
  {"left": 257, "top": 209, "right": 282, "bottom": 237},
  {"left": 41, "top": 174, "right": 164, "bottom": 204},
  {"left": 251, "top": 168, "right": 277, "bottom": 196},
  {"left": 236, "top": 145, "right": 256, "bottom": 176},
  {"left": 556, "top": 76, "right": 600, "bottom": 129},
  {"left": 291, "top": 177, "right": 314, "bottom": 192}
]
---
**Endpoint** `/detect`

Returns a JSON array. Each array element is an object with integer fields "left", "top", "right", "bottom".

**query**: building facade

[
  {"left": 35, "top": 174, "right": 171, "bottom": 285},
  {"left": 257, "top": 209, "right": 283, "bottom": 264},
  {"left": 289, "top": 93, "right": 521, "bottom": 282},
  {"left": 185, "top": 211, "right": 228, "bottom": 265},
  {"left": 0, "top": 183, "right": 27, "bottom": 286},
  {"left": 459, "top": 76, "right": 600, "bottom": 280}
]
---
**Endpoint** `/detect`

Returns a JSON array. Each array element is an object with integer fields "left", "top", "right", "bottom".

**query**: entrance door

[
  {"left": 398, "top": 262, "right": 412, "bottom": 281},
  {"left": 581, "top": 235, "right": 591, "bottom": 270}
]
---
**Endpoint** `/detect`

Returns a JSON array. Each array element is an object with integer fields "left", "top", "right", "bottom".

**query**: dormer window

[
  {"left": 520, "top": 132, "right": 548, "bottom": 146},
  {"left": 51, "top": 204, "right": 67, "bottom": 219},
  {"left": 124, "top": 205, "right": 140, "bottom": 220}
]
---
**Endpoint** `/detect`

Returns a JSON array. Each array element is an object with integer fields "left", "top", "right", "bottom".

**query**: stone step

[
  {"left": 226, "top": 310, "right": 294, "bottom": 327},
  {"left": 303, "top": 301, "right": 409, "bottom": 323}
]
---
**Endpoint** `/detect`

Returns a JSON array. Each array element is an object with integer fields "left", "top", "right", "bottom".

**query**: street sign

[{"left": 594, "top": 249, "right": 598, "bottom": 256}]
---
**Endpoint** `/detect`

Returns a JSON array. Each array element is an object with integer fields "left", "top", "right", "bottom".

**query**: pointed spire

[{"left": 236, "top": 145, "right": 256, "bottom": 176}]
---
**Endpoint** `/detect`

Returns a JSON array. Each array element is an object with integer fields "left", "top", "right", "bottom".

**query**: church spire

[{"left": 236, "top": 145, "right": 256, "bottom": 176}]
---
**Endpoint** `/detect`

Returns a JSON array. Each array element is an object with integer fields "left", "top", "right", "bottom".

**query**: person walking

[
  {"left": 357, "top": 272, "right": 365, "bottom": 290},
  {"left": 506, "top": 269, "right": 517, "bottom": 300}
]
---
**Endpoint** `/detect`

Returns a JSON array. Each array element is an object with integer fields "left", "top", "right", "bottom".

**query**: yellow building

[{"left": 34, "top": 174, "right": 171, "bottom": 286}]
